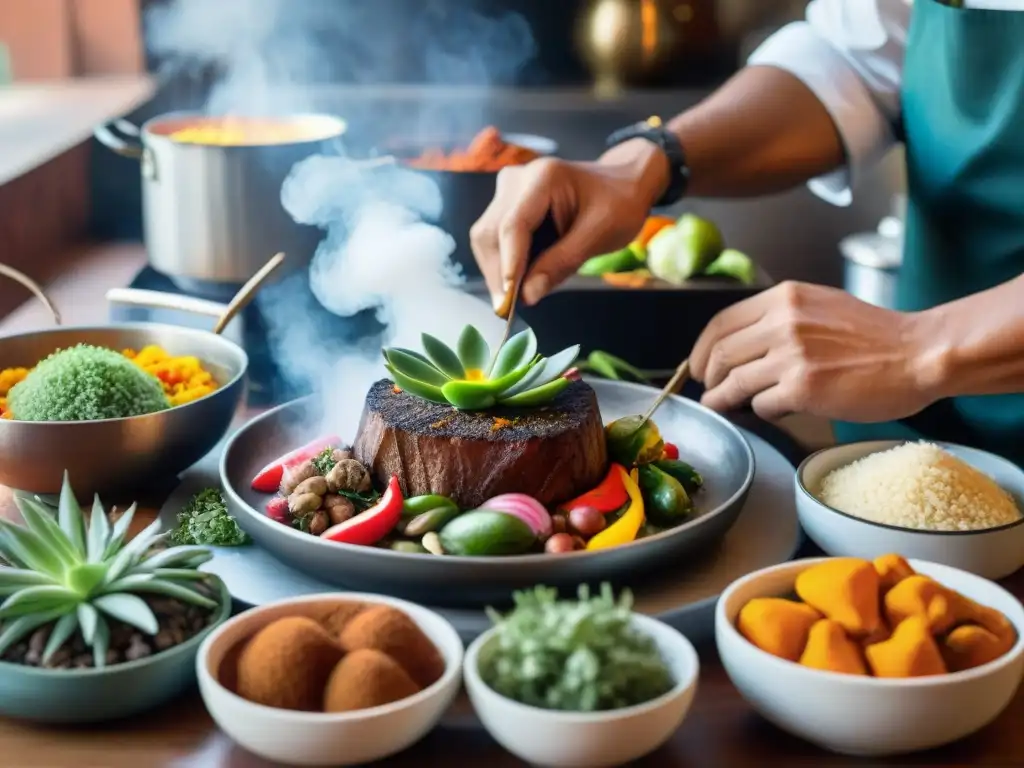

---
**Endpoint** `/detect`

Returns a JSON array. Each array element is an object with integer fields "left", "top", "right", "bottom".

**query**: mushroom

[{"left": 326, "top": 459, "right": 372, "bottom": 494}]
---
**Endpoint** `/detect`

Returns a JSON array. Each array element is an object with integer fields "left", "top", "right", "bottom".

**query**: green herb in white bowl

[{"left": 480, "top": 584, "right": 675, "bottom": 712}]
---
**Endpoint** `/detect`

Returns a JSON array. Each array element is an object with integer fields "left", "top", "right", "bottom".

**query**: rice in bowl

[{"left": 816, "top": 442, "right": 1022, "bottom": 532}]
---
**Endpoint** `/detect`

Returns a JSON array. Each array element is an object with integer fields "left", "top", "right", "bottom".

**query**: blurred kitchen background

[{"left": 4, "top": 0, "right": 904, "bottom": 294}]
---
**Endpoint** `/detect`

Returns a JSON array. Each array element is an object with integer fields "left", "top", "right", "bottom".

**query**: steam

[
  {"left": 146, "top": 0, "right": 537, "bottom": 117},
  {"left": 270, "top": 158, "right": 506, "bottom": 438},
  {"left": 145, "top": 0, "right": 538, "bottom": 439}
]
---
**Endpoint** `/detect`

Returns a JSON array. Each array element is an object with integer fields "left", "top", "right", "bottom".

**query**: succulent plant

[
  {"left": 0, "top": 473, "right": 218, "bottom": 668},
  {"left": 383, "top": 325, "right": 580, "bottom": 410}
]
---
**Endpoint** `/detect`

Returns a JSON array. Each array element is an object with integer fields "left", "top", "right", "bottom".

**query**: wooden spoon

[{"left": 212, "top": 252, "right": 286, "bottom": 335}]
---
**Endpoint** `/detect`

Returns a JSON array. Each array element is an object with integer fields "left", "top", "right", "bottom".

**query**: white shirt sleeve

[{"left": 747, "top": 0, "right": 911, "bottom": 206}]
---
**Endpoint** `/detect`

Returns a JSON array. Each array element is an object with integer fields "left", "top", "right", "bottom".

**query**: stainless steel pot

[
  {"left": 94, "top": 112, "right": 347, "bottom": 292},
  {"left": 840, "top": 215, "right": 903, "bottom": 310}
]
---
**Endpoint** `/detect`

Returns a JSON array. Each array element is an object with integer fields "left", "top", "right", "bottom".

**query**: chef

[{"left": 470, "top": 0, "right": 1024, "bottom": 464}]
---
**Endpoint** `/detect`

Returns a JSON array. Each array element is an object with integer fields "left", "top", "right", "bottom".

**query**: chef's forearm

[
  {"left": 913, "top": 275, "right": 1024, "bottom": 400},
  {"left": 599, "top": 66, "right": 847, "bottom": 203}
]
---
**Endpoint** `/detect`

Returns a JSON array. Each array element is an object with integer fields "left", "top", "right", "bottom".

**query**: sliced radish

[{"left": 265, "top": 496, "right": 290, "bottom": 524}]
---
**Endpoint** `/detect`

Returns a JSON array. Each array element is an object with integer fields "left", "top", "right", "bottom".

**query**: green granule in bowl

[{"left": 7, "top": 343, "right": 170, "bottom": 421}]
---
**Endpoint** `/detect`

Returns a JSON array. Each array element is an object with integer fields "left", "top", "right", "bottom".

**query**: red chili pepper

[
  {"left": 265, "top": 496, "right": 290, "bottom": 524},
  {"left": 662, "top": 442, "right": 680, "bottom": 461},
  {"left": 321, "top": 476, "right": 403, "bottom": 546},
  {"left": 250, "top": 434, "right": 342, "bottom": 493},
  {"left": 560, "top": 463, "right": 629, "bottom": 514}
]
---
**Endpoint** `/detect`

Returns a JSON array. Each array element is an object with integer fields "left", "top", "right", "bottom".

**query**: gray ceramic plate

[
  {"left": 219, "top": 379, "right": 755, "bottom": 606},
  {"left": 166, "top": 428, "right": 799, "bottom": 649}
]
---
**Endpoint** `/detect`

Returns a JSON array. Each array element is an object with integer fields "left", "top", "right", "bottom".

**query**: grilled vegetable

[
  {"left": 637, "top": 464, "right": 692, "bottom": 525},
  {"left": 705, "top": 248, "right": 756, "bottom": 284},
  {"left": 578, "top": 244, "right": 645, "bottom": 276},
  {"left": 605, "top": 416, "right": 664, "bottom": 467},
  {"left": 653, "top": 458, "right": 704, "bottom": 494},
  {"left": 438, "top": 510, "right": 536, "bottom": 556},
  {"left": 647, "top": 213, "right": 724, "bottom": 285}
]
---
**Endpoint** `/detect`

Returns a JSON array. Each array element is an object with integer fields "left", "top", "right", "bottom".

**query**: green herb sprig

[
  {"left": 311, "top": 447, "right": 337, "bottom": 476},
  {"left": 481, "top": 584, "right": 674, "bottom": 712},
  {"left": 171, "top": 488, "right": 251, "bottom": 547}
]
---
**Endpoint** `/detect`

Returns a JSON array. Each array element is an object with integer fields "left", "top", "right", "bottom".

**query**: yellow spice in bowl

[{"left": 817, "top": 442, "right": 1021, "bottom": 532}]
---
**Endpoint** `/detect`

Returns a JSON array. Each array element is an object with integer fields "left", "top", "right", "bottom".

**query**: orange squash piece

[
  {"left": 737, "top": 598, "right": 822, "bottom": 662},
  {"left": 942, "top": 624, "right": 1009, "bottom": 672},
  {"left": 795, "top": 558, "right": 881, "bottom": 635},
  {"left": 799, "top": 619, "right": 869, "bottom": 676},
  {"left": 873, "top": 554, "right": 915, "bottom": 596},
  {"left": 884, "top": 575, "right": 957, "bottom": 634},
  {"left": 865, "top": 616, "right": 948, "bottom": 678}
]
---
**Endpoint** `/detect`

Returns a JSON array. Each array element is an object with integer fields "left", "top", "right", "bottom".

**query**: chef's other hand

[
  {"left": 689, "top": 282, "right": 940, "bottom": 422},
  {"left": 470, "top": 140, "right": 669, "bottom": 309}
]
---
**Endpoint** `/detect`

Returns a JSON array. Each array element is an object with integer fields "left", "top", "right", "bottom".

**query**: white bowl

[
  {"left": 716, "top": 557, "right": 1024, "bottom": 757},
  {"left": 196, "top": 593, "right": 463, "bottom": 766},
  {"left": 464, "top": 613, "right": 699, "bottom": 768},
  {"left": 796, "top": 440, "right": 1024, "bottom": 580}
]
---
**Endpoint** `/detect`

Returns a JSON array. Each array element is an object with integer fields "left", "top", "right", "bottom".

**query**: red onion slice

[{"left": 480, "top": 493, "right": 553, "bottom": 538}]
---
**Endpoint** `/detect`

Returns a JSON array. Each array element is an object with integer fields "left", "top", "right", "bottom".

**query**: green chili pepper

[
  {"left": 577, "top": 245, "right": 644, "bottom": 276},
  {"left": 402, "top": 494, "right": 458, "bottom": 518},
  {"left": 402, "top": 505, "right": 463, "bottom": 536},
  {"left": 587, "top": 351, "right": 652, "bottom": 383},
  {"left": 585, "top": 352, "right": 621, "bottom": 380}
]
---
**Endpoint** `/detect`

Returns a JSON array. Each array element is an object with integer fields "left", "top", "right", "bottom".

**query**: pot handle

[
  {"left": 105, "top": 288, "right": 228, "bottom": 318},
  {"left": 0, "top": 264, "right": 61, "bottom": 325},
  {"left": 94, "top": 119, "right": 144, "bottom": 160}
]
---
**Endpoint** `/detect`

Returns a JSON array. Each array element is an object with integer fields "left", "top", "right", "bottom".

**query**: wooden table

[
  {"left": 2, "top": 577, "right": 1024, "bottom": 768},
  {"left": 0, "top": 245, "right": 1021, "bottom": 766}
]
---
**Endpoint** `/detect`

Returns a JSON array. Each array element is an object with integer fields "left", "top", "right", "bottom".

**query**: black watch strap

[{"left": 605, "top": 120, "right": 690, "bottom": 208}]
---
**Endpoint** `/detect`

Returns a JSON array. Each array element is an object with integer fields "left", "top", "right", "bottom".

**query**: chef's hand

[
  {"left": 689, "top": 282, "right": 939, "bottom": 422},
  {"left": 470, "top": 140, "right": 669, "bottom": 309}
]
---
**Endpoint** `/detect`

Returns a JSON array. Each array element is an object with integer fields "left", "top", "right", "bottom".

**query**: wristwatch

[{"left": 605, "top": 117, "right": 690, "bottom": 208}]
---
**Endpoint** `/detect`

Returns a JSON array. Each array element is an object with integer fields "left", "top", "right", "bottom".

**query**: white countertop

[{"left": 0, "top": 75, "right": 154, "bottom": 185}]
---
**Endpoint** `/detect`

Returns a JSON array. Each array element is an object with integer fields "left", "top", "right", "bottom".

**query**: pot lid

[{"left": 839, "top": 229, "right": 903, "bottom": 270}]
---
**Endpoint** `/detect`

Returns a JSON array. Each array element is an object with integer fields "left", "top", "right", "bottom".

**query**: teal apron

[{"left": 833, "top": 0, "right": 1024, "bottom": 466}]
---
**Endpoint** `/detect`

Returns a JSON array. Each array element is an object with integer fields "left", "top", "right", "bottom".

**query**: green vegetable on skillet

[
  {"left": 401, "top": 494, "right": 459, "bottom": 518},
  {"left": 646, "top": 213, "right": 724, "bottom": 286},
  {"left": 636, "top": 464, "right": 693, "bottom": 526},
  {"left": 704, "top": 248, "right": 757, "bottom": 285},
  {"left": 401, "top": 504, "right": 462, "bottom": 537},
  {"left": 653, "top": 458, "right": 704, "bottom": 494},
  {"left": 580, "top": 350, "right": 653, "bottom": 384},
  {"left": 605, "top": 415, "right": 664, "bottom": 467},
  {"left": 481, "top": 584, "right": 674, "bottom": 711},
  {"left": 577, "top": 243, "right": 645, "bottom": 276},
  {"left": 171, "top": 488, "right": 251, "bottom": 547},
  {"left": 438, "top": 509, "right": 536, "bottom": 556}
]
